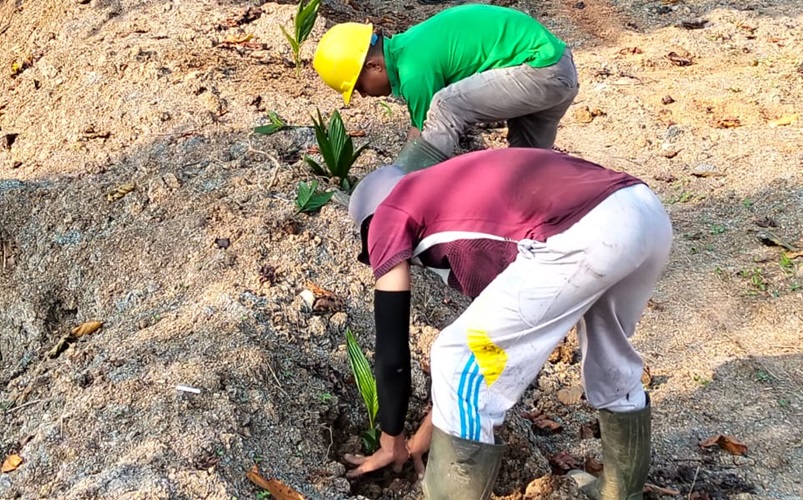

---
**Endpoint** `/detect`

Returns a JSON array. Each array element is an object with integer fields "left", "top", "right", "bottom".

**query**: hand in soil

[
  {"left": 344, "top": 431, "right": 409, "bottom": 478},
  {"left": 407, "top": 126, "right": 422, "bottom": 140},
  {"left": 407, "top": 410, "right": 434, "bottom": 480}
]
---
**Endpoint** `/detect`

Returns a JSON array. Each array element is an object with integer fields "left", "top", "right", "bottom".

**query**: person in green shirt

[{"left": 313, "top": 4, "right": 579, "bottom": 161}]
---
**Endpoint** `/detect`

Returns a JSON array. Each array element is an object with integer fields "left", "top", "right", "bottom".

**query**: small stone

[
  {"left": 299, "top": 290, "right": 315, "bottom": 311},
  {"left": 664, "top": 125, "right": 682, "bottom": 139},
  {"left": 214, "top": 237, "right": 230, "bottom": 249},
  {"left": 691, "top": 163, "right": 725, "bottom": 178},
  {"left": 162, "top": 173, "right": 181, "bottom": 189}
]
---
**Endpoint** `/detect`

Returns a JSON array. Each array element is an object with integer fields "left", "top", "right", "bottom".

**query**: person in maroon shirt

[{"left": 343, "top": 148, "right": 673, "bottom": 500}]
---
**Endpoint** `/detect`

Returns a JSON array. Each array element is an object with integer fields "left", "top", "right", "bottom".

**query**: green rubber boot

[
  {"left": 568, "top": 395, "right": 651, "bottom": 500},
  {"left": 394, "top": 137, "right": 449, "bottom": 173},
  {"left": 422, "top": 427, "right": 506, "bottom": 500}
]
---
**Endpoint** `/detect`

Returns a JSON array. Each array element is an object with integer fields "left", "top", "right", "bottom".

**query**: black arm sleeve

[{"left": 374, "top": 289, "right": 412, "bottom": 436}]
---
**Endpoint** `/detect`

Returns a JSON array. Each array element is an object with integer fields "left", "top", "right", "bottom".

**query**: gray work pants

[{"left": 421, "top": 48, "right": 579, "bottom": 157}]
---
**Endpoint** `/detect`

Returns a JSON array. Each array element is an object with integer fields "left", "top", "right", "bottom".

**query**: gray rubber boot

[
  {"left": 422, "top": 427, "right": 506, "bottom": 500},
  {"left": 568, "top": 395, "right": 651, "bottom": 500}
]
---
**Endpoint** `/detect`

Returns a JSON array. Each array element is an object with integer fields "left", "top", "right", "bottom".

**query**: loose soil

[{"left": 1, "top": 0, "right": 802, "bottom": 498}]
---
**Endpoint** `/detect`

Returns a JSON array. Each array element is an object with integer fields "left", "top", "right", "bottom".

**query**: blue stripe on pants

[{"left": 457, "top": 354, "right": 484, "bottom": 440}]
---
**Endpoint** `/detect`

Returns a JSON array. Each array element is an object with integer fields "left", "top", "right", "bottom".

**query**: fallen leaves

[
  {"left": 221, "top": 33, "right": 254, "bottom": 45},
  {"left": 661, "top": 95, "right": 675, "bottom": 105},
  {"left": 641, "top": 365, "right": 652, "bottom": 387},
  {"left": 575, "top": 106, "right": 606, "bottom": 124},
  {"left": 768, "top": 114, "right": 798, "bottom": 128},
  {"left": 548, "top": 450, "right": 580, "bottom": 474},
  {"left": 557, "top": 385, "right": 584, "bottom": 405},
  {"left": 715, "top": 116, "right": 742, "bottom": 129},
  {"left": 619, "top": 46, "right": 644, "bottom": 55},
  {"left": 580, "top": 420, "right": 601, "bottom": 440},
  {"left": 700, "top": 434, "right": 748, "bottom": 456},
  {"left": 2, "top": 454, "right": 23, "bottom": 473},
  {"left": 521, "top": 410, "right": 562, "bottom": 433},
  {"left": 681, "top": 19, "right": 708, "bottom": 30},
  {"left": 666, "top": 51, "right": 693, "bottom": 66},
  {"left": 48, "top": 321, "right": 104, "bottom": 358},
  {"left": 106, "top": 183, "right": 136, "bottom": 202},
  {"left": 246, "top": 465, "right": 305, "bottom": 500},
  {"left": 306, "top": 282, "right": 345, "bottom": 314},
  {"left": 72, "top": 320, "right": 103, "bottom": 337}
]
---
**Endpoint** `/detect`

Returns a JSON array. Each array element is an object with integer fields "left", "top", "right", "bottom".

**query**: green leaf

[
  {"left": 295, "top": 180, "right": 333, "bottom": 213},
  {"left": 345, "top": 328, "right": 379, "bottom": 428},
  {"left": 296, "top": 0, "right": 320, "bottom": 45},
  {"left": 360, "top": 427, "right": 380, "bottom": 454},
  {"left": 254, "top": 124, "right": 283, "bottom": 135},
  {"left": 301, "top": 191, "right": 333, "bottom": 213},
  {"left": 295, "top": 180, "right": 315, "bottom": 211},
  {"left": 280, "top": 25, "right": 299, "bottom": 56},
  {"left": 254, "top": 111, "right": 289, "bottom": 135},
  {"left": 327, "top": 110, "right": 349, "bottom": 176},
  {"left": 303, "top": 156, "right": 327, "bottom": 176},
  {"left": 311, "top": 109, "right": 337, "bottom": 175}
]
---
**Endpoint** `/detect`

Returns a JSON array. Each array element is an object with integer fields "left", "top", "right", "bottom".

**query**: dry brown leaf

[
  {"left": 618, "top": 46, "right": 643, "bottom": 55},
  {"left": 574, "top": 106, "right": 594, "bottom": 124},
  {"left": 666, "top": 51, "right": 693, "bottom": 66},
  {"left": 521, "top": 410, "right": 563, "bottom": 433},
  {"left": 662, "top": 95, "right": 675, "bottom": 105},
  {"left": 768, "top": 114, "right": 798, "bottom": 128},
  {"left": 222, "top": 33, "right": 254, "bottom": 45},
  {"left": 106, "top": 183, "right": 136, "bottom": 202},
  {"left": 71, "top": 320, "right": 103, "bottom": 338},
  {"left": 585, "top": 456, "right": 604, "bottom": 476},
  {"left": 644, "top": 483, "right": 681, "bottom": 495},
  {"left": 557, "top": 385, "right": 584, "bottom": 405},
  {"left": 47, "top": 334, "right": 72, "bottom": 358},
  {"left": 348, "top": 130, "right": 366, "bottom": 137},
  {"left": 548, "top": 451, "right": 580, "bottom": 474},
  {"left": 2, "top": 454, "right": 23, "bottom": 473},
  {"left": 246, "top": 465, "right": 305, "bottom": 500},
  {"left": 580, "top": 419, "right": 600, "bottom": 439},
  {"left": 716, "top": 117, "right": 742, "bottom": 129},
  {"left": 700, "top": 434, "right": 748, "bottom": 456},
  {"left": 306, "top": 282, "right": 335, "bottom": 298},
  {"left": 641, "top": 365, "right": 652, "bottom": 387}
]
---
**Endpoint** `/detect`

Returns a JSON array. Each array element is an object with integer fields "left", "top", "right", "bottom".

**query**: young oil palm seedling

[
  {"left": 295, "top": 180, "right": 333, "bottom": 214},
  {"left": 305, "top": 108, "right": 368, "bottom": 193},
  {"left": 281, "top": 0, "right": 320, "bottom": 78},
  {"left": 254, "top": 111, "right": 293, "bottom": 136},
  {"left": 345, "top": 328, "right": 380, "bottom": 453}
]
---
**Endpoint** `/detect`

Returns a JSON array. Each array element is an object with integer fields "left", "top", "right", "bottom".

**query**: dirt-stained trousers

[
  {"left": 421, "top": 48, "right": 579, "bottom": 157},
  {"left": 429, "top": 184, "right": 673, "bottom": 444}
]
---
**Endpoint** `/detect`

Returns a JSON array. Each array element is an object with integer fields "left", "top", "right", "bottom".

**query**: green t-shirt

[{"left": 383, "top": 4, "right": 567, "bottom": 130}]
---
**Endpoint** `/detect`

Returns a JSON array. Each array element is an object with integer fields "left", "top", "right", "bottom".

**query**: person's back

[{"left": 313, "top": 6, "right": 579, "bottom": 164}]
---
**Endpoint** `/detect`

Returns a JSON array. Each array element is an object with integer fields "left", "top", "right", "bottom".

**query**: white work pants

[{"left": 430, "top": 184, "right": 673, "bottom": 444}]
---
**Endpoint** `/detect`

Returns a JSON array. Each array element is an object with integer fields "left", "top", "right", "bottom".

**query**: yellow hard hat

[{"left": 313, "top": 22, "right": 374, "bottom": 106}]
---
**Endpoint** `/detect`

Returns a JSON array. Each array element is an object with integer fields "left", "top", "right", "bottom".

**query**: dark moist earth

[{"left": 1, "top": 0, "right": 802, "bottom": 498}]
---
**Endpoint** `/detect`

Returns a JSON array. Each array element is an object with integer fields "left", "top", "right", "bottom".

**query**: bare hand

[
  {"left": 407, "top": 126, "right": 422, "bottom": 140},
  {"left": 407, "top": 410, "right": 434, "bottom": 480},
  {"left": 344, "top": 432, "right": 409, "bottom": 478}
]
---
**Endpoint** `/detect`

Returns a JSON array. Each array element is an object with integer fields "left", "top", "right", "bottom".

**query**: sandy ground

[{"left": 1, "top": 0, "right": 802, "bottom": 498}]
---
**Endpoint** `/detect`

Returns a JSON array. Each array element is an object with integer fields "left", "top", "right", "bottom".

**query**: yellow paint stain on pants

[{"left": 467, "top": 329, "right": 508, "bottom": 386}]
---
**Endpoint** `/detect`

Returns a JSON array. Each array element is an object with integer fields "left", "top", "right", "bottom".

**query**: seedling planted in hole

[
  {"left": 254, "top": 111, "right": 294, "bottom": 136},
  {"left": 305, "top": 108, "right": 368, "bottom": 193},
  {"left": 345, "top": 328, "right": 380, "bottom": 453},
  {"left": 295, "top": 180, "right": 333, "bottom": 213},
  {"left": 281, "top": 0, "right": 320, "bottom": 78}
]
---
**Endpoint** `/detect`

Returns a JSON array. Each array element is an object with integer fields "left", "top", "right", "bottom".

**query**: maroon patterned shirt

[{"left": 366, "top": 148, "right": 645, "bottom": 298}]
